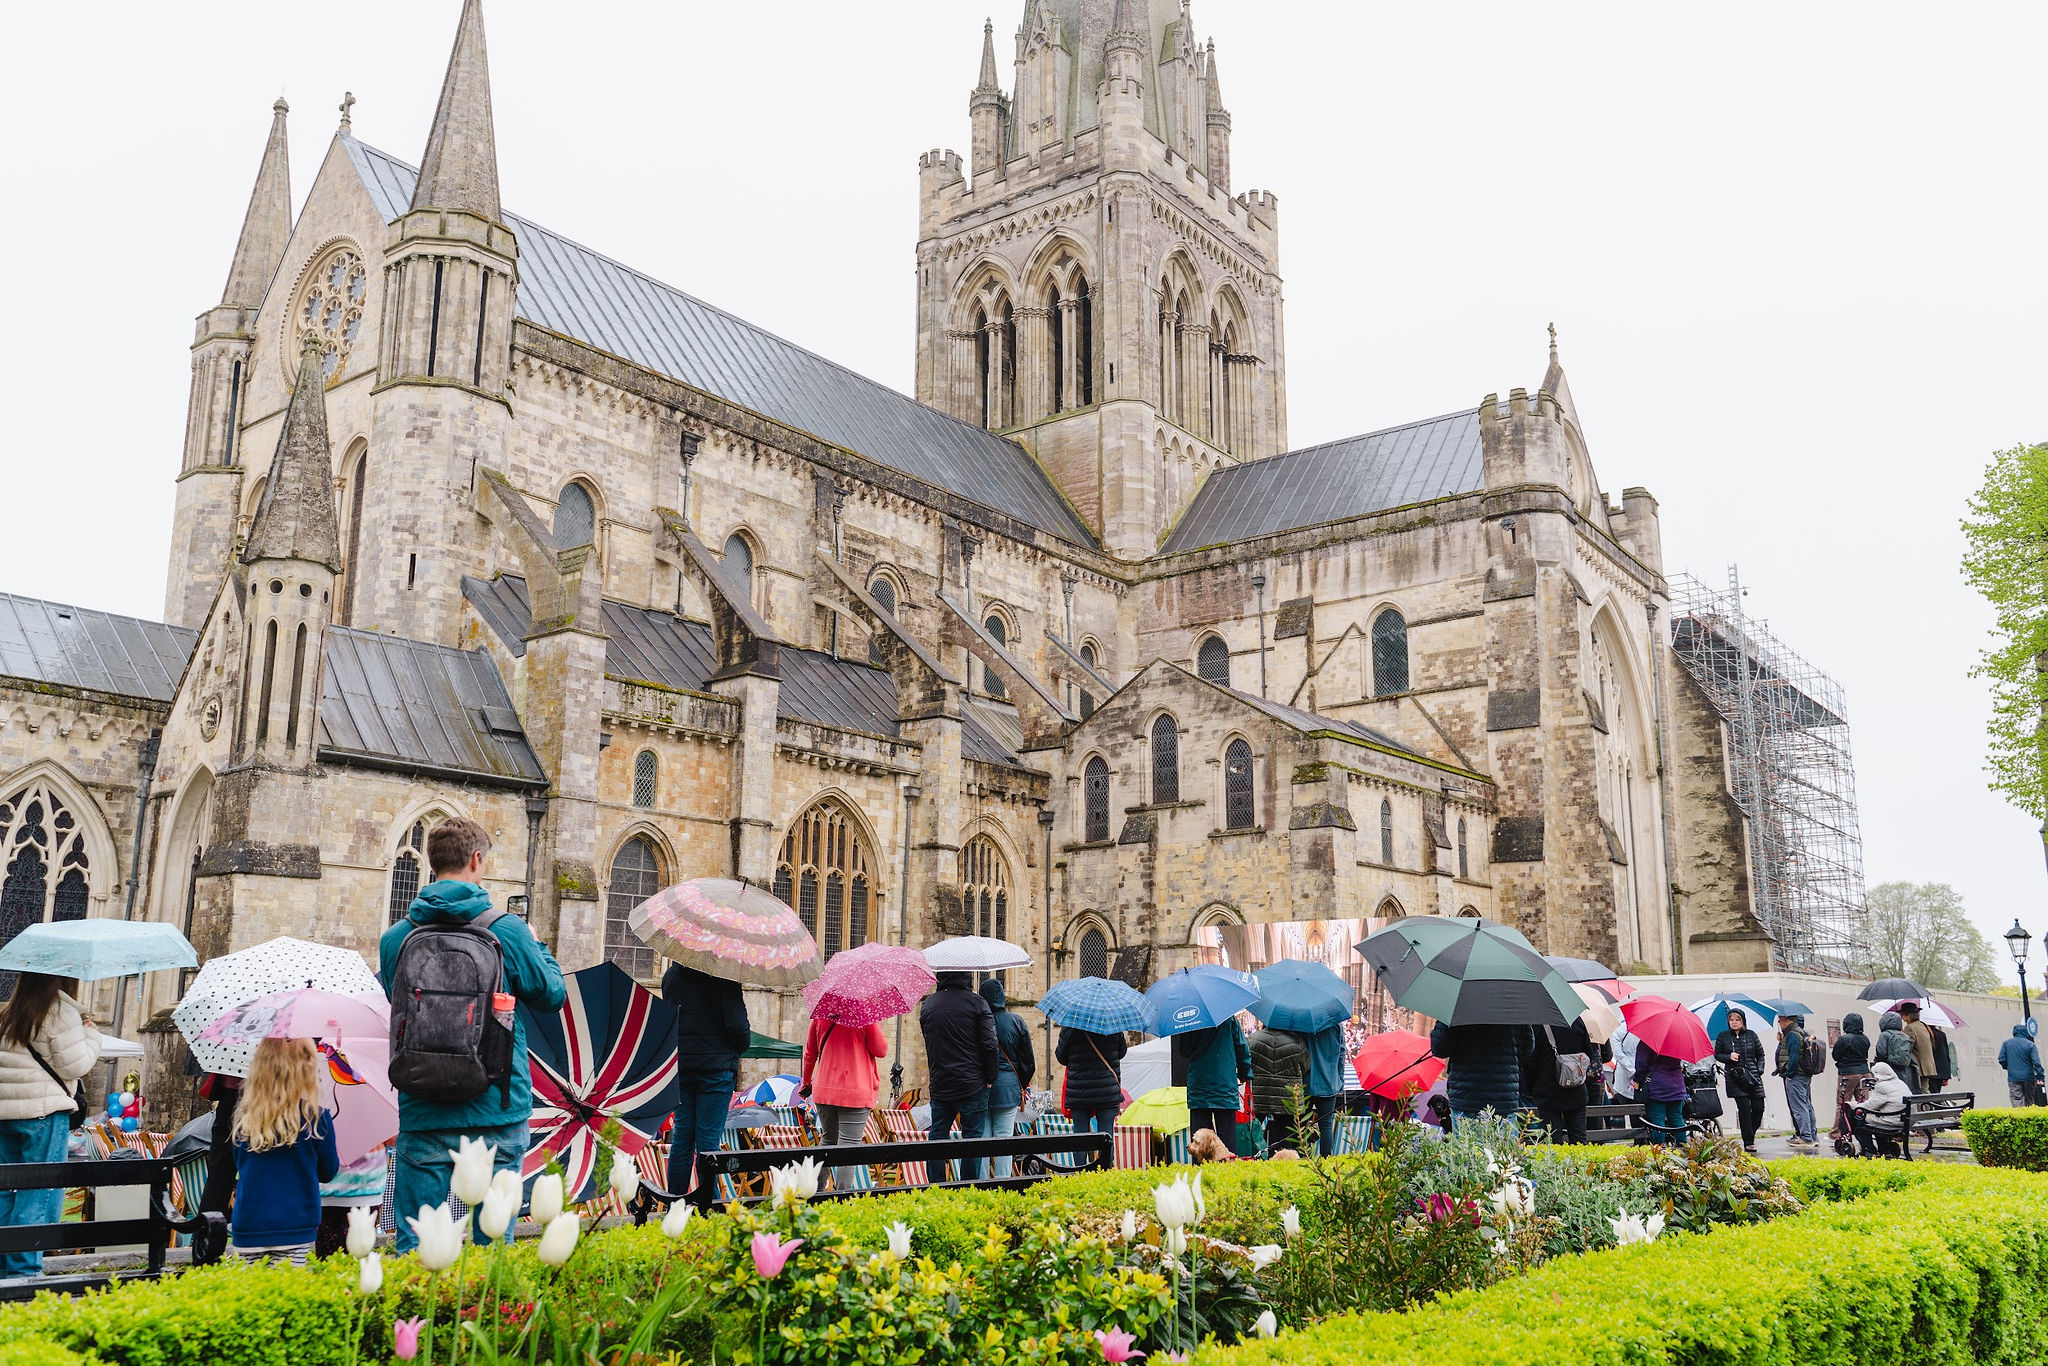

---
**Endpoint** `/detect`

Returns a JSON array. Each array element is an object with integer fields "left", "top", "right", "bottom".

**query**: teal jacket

[
  {"left": 1304, "top": 1023, "right": 1347, "bottom": 1100},
  {"left": 379, "top": 880, "right": 568, "bottom": 1132},
  {"left": 1183, "top": 1017, "right": 1254, "bottom": 1110}
]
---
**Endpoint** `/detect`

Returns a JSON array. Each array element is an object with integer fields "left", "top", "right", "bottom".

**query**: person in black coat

[
  {"left": 1056, "top": 1026, "right": 1128, "bottom": 1135},
  {"left": 1714, "top": 1009, "right": 1768, "bottom": 1153},
  {"left": 1523, "top": 1017, "right": 1597, "bottom": 1144},
  {"left": 664, "top": 961, "right": 751, "bottom": 1196},
  {"left": 919, "top": 971, "right": 1000, "bottom": 1179},
  {"left": 1428, "top": 1022, "right": 1534, "bottom": 1120}
]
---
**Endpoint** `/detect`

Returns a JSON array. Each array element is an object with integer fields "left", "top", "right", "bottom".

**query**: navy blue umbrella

[
  {"left": 519, "top": 962, "right": 679, "bottom": 1202},
  {"left": 1144, "top": 964, "right": 1261, "bottom": 1037},
  {"left": 1247, "top": 959, "right": 1354, "bottom": 1033}
]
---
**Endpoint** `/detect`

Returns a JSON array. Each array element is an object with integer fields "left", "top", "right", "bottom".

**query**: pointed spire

[
  {"left": 976, "top": 17, "right": 1001, "bottom": 92},
  {"left": 1205, "top": 38, "right": 1224, "bottom": 110},
  {"left": 411, "top": 0, "right": 501, "bottom": 221},
  {"left": 220, "top": 99, "right": 293, "bottom": 310},
  {"left": 244, "top": 335, "right": 342, "bottom": 569},
  {"left": 1541, "top": 322, "right": 1580, "bottom": 428}
]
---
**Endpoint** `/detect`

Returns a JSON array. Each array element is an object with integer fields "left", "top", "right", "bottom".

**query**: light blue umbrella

[
  {"left": 1247, "top": 959, "right": 1354, "bottom": 1033},
  {"left": 1144, "top": 964, "right": 1261, "bottom": 1037},
  {"left": 1686, "top": 993, "right": 1778, "bottom": 1039},
  {"left": 1041, "top": 976, "right": 1151, "bottom": 1034},
  {"left": 0, "top": 919, "right": 196, "bottom": 980}
]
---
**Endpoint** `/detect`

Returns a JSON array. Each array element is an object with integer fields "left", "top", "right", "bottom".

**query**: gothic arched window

[
  {"left": 723, "top": 533, "right": 755, "bottom": 601},
  {"left": 1083, "top": 756, "right": 1111, "bottom": 842},
  {"left": 1371, "top": 609, "right": 1409, "bottom": 697},
  {"left": 868, "top": 576, "right": 897, "bottom": 665},
  {"left": 1380, "top": 798, "right": 1395, "bottom": 866},
  {"left": 983, "top": 614, "right": 1008, "bottom": 700},
  {"left": 632, "top": 750, "right": 658, "bottom": 809},
  {"left": 1457, "top": 818, "right": 1469, "bottom": 879},
  {"left": 387, "top": 819, "right": 428, "bottom": 925},
  {"left": 1223, "top": 739, "right": 1255, "bottom": 830},
  {"left": 605, "top": 836, "right": 663, "bottom": 981},
  {"left": 553, "top": 481, "right": 597, "bottom": 549},
  {"left": 960, "top": 835, "right": 1010, "bottom": 943},
  {"left": 774, "top": 799, "right": 874, "bottom": 962},
  {"left": 1197, "top": 635, "right": 1231, "bottom": 687},
  {"left": 0, "top": 782, "right": 93, "bottom": 994},
  {"left": 1078, "top": 925, "right": 1109, "bottom": 980},
  {"left": 1078, "top": 642, "right": 1099, "bottom": 719},
  {"left": 1150, "top": 715, "right": 1180, "bottom": 804},
  {"left": 342, "top": 446, "right": 367, "bottom": 625}
]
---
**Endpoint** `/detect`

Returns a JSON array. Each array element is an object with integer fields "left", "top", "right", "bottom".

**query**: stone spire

[
  {"left": 411, "top": 0, "right": 501, "bottom": 221},
  {"left": 1108, "top": 0, "right": 1142, "bottom": 49},
  {"left": 1205, "top": 39, "right": 1224, "bottom": 110},
  {"left": 1540, "top": 322, "right": 1580, "bottom": 430},
  {"left": 244, "top": 335, "right": 342, "bottom": 569},
  {"left": 976, "top": 17, "right": 1001, "bottom": 93},
  {"left": 220, "top": 98, "right": 293, "bottom": 310}
]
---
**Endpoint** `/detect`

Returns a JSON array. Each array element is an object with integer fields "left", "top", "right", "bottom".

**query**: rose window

[{"left": 294, "top": 247, "right": 368, "bottom": 384}]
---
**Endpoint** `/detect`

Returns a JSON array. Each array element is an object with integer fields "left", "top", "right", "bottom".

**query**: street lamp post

[{"left": 2006, "top": 919, "right": 2033, "bottom": 1024}]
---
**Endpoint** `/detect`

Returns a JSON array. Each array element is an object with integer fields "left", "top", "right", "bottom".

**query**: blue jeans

[
  {"left": 1784, "top": 1075, "right": 1817, "bottom": 1143},
  {"left": 393, "top": 1121, "right": 529, "bottom": 1253},
  {"left": 0, "top": 1113, "right": 68, "bottom": 1278},
  {"left": 929, "top": 1095, "right": 989, "bottom": 1181},
  {"left": 1074, "top": 1104, "right": 1121, "bottom": 1135},
  {"left": 986, "top": 1104, "right": 1019, "bottom": 1179},
  {"left": 1642, "top": 1097, "right": 1686, "bottom": 1146},
  {"left": 671, "top": 1072, "right": 735, "bottom": 1198},
  {"left": 1312, "top": 1094, "right": 1341, "bottom": 1158}
]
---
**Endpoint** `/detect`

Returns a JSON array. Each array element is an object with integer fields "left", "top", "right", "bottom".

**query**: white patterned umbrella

[
  {"left": 923, "top": 936, "right": 1034, "bottom": 972},
  {"left": 173, "top": 937, "right": 384, "bottom": 1077}
]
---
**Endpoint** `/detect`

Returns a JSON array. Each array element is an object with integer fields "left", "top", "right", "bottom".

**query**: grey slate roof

[
  {"left": 462, "top": 575, "right": 1032, "bottom": 771},
  {"left": 1160, "top": 408, "right": 1484, "bottom": 553},
  {"left": 344, "top": 137, "right": 1095, "bottom": 548},
  {"left": 1223, "top": 683, "right": 1433, "bottom": 763},
  {"left": 0, "top": 593, "right": 197, "bottom": 703},
  {"left": 319, "top": 626, "right": 546, "bottom": 787}
]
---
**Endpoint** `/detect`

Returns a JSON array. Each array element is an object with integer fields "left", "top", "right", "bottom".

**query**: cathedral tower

[
  {"left": 915, "top": 0, "right": 1285, "bottom": 561},
  {"left": 358, "top": 0, "right": 517, "bottom": 642},
  {"left": 166, "top": 99, "right": 292, "bottom": 628}
]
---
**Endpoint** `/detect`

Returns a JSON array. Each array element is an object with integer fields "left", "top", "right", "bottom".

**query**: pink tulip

[
  {"left": 393, "top": 1317, "right": 425, "bottom": 1361},
  {"left": 1095, "top": 1328, "right": 1147, "bottom": 1362},
  {"left": 749, "top": 1231, "right": 805, "bottom": 1280}
]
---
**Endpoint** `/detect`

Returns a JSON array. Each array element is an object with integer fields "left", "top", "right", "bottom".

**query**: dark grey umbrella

[
  {"left": 1356, "top": 917, "right": 1585, "bottom": 1027},
  {"left": 1858, "top": 978, "right": 1928, "bottom": 1001}
]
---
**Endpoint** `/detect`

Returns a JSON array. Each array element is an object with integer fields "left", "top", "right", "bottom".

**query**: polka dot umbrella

[
  {"left": 173, "top": 936, "right": 385, "bottom": 1077},
  {"left": 629, "top": 877, "right": 821, "bottom": 988}
]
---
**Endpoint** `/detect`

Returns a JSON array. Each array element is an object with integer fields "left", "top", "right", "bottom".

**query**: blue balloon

[
  {"left": 106, "top": 1094, "right": 122, "bottom": 1112},
  {"left": 119, "top": 1116, "right": 140, "bottom": 1132}
]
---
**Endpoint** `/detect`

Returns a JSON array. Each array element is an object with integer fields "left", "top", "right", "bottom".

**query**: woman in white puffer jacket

[{"left": 0, "top": 972, "right": 102, "bottom": 1277}]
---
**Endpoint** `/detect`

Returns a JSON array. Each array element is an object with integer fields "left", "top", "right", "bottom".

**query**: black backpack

[
  {"left": 388, "top": 909, "right": 515, "bottom": 1103},
  {"left": 1799, "top": 1031, "right": 1827, "bottom": 1076}
]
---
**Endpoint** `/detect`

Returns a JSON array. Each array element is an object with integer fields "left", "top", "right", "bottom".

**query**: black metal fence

[{"left": 0, "top": 1156, "right": 222, "bottom": 1300}]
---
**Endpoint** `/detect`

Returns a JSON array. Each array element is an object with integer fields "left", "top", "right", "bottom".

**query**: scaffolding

[{"left": 1668, "top": 568, "right": 1867, "bottom": 973}]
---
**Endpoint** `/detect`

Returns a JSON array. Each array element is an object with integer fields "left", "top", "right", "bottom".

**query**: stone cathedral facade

[{"left": 0, "top": 0, "right": 1775, "bottom": 1119}]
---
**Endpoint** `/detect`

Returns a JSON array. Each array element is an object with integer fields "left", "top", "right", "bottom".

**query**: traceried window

[
  {"left": 1083, "top": 757, "right": 1111, "bottom": 842},
  {"left": 1223, "top": 739, "right": 1256, "bottom": 830},
  {"left": 632, "top": 750, "right": 658, "bottom": 809},
  {"left": 774, "top": 799, "right": 874, "bottom": 962},
  {"left": 1458, "top": 818, "right": 1469, "bottom": 879},
  {"left": 554, "top": 482, "right": 597, "bottom": 548},
  {"left": 1197, "top": 635, "right": 1231, "bottom": 687},
  {"left": 1380, "top": 798, "right": 1395, "bottom": 865},
  {"left": 1078, "top": 642, "right": 1098, "bottom": 719},
  {"left": 983, "top": 614, "right": 1008, "bottom": 700},
  {"left": 0, "top": 782, "right": 93, "bottom": 995},
  {"left": 387, "top": 819, "right": 429, "bottom": 924},
  {"left": 868, "top": 576, "right": 896, "bottom": 665},
  {"left": 1150, "top": 715, "right": 1180, "bottom": 804},
  {"left": 959, "top": 836, "right": 1010, "bottom": 943},
  {"left": 1078, "top": 925, "right": 1109, "bottom": 980},
  {"left": 294, "top": 246, "right": 368, "bottom": 384},
  {"left": 605, "top": 836, "right": 662, "bottom": 981},
  {"left": 1371, "top": 609, "right": 1409, "bottom": 697}
]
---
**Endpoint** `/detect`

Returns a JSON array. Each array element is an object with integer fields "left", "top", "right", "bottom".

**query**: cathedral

[{"left": 0, "top": 0, "right": 1773, "bottom": 1116}]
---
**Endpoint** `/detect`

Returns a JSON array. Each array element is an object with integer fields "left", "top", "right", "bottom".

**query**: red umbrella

[
  {"left": 1352, "top": 1029, "right": 1448, "bottom": 1100},
  {"left": 800, "top": 943, "right": 937, "bottom": 1027},
  {"left": 1619, "top": 995, "right": 1713, "bottom": 1063}
]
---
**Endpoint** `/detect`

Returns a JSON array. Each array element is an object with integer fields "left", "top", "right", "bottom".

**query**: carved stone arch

[
  {"left": 152, "top": 766, "right": 216, "bottom": 929},
  {"left": 603, "top": 823, "right": 674, "bottom": 980},
  {"left": 958, "top": 816, "right": 1022, "bottom": 945},
  {"left": 1216, "top": 730, "right": 1259, "bottom": 830},
  {"left": 387, "top": 795, "right": 472, "bottom": 857},
  {"left": 950, "top": 257, "right": 1020, "bottom": 330},
  {"left": 0, "top": 760, "right": 121, "bottom": 907},
  {"left": 1188, "top": 901, "right": 1241, "bottom": 944},
  {"left": 1210, "top": 282, "right": 1253, "bottom": 345},
  {"left": 603, "top": 819, "right": 677, "bottom": 884},
  {"left": 1376, "top": 895, "right": 1408, "bottom": 920},
  {"left": 1065, "top": 910, "right": 1116, "bottom": 979},
  {"left": 1456, "top": 904, "right": 1481, "bottom": 918},
  {"left": 1022, "top": 232, "right": 1095, "bottom": 298},
  {"left": 1587, "top": 600, "right": 1655, "bottom": 767},
  {"left": 775, "top": 791, "right": 885, "bottom": 960},
  {"left": 550, "top": 473, "right": 605, "bottom": 550},
  {"left": 1159, "top": 249, "right": 1203, "bottom": 305}
]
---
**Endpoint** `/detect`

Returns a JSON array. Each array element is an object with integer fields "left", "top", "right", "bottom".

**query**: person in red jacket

[{"left": 801, "top": 1015, "right": 888, "bottom": 1191}]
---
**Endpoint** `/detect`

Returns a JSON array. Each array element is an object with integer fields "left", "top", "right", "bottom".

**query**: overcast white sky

[{"left": 3, "top": 2, "right": 2044, "bottom": 956}]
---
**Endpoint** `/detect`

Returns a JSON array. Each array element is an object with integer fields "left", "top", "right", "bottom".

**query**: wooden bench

[
  {"left": 0, "top": 1156, "right": 223, "bottom": 1300},
  {"left": 1896, "top": 1091, "right": 1973, "bottom": 1160},
  {"left": 1583, "top": 1103, "right": 1646, "bottom": 1143}
]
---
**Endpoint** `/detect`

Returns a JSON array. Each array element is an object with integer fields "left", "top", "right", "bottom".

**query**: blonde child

[{"left": 230, "top": 1037, "right": 339, "bottom": 1263}]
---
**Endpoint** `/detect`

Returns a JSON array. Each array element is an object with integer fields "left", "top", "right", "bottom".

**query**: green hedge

[
  {"left": 1961, "top": 1107, "right": 2048, "bottom": 1170},
  {"left": 1197, "top": 1163, "right": 2048, "bottom": 1365},
  {"left": 0, "top": 1262, "right": 354, "bottom": 1366},
  {"left": 0, "top": 1341, "right": 96, "bottom": 1366}
]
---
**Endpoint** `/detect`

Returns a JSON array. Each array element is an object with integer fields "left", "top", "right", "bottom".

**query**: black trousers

[
  {"left": 200, "top": 1086, "right": 240, "bottom": 1217},
  {"left": 1533, "top": 1102, "right": 1588, "bottom": 1144},
  {"left": 1261, "top": 1112, "right": 1296, "bottom": 1153},
  {"left": 1731, "top": 1091, "right": 1766, "bottom": 1146},
  {"left": 1191, "top": 1108, "right": 1237, "bottom": 1153}
]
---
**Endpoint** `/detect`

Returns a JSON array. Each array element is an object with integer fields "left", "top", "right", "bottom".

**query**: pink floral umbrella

[
  {"left": 629, "top": 877, "right": 821, "bottom": 988},
  {"left": 800, "top": 944, "right": 936, "bottom": 1028},
  {"left": 195, "top": 987, "right": 397, "bottom": 1163}
]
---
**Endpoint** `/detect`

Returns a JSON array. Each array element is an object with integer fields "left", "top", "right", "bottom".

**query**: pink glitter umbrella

[
  {"left": 629, "top": 877, "right": 821, "bottom": 988},
  {"left": 800, "top": 943, "right": 937, "bottom": 1027}
]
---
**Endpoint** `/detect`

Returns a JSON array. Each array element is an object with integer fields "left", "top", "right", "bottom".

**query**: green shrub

[
  {"left": 0, "top": 1341, "right": 96, "bottom": 1366},
  {"left": 1961, "top": 1107, "right": 2048, "bottom": 1170},
  {"left": 0, "top": 1261, "right": 353, "bottom": 1366}
]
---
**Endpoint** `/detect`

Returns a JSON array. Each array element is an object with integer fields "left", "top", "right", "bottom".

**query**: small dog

[
  {"left": 1268, "top": 1147, "right": 1301, "bottom": 1161},
  {"left": 1188, "top": 1128, "right": 1236, "bottom": 1163}
]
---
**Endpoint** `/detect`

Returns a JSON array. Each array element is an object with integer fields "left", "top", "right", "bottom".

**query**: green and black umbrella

[{"left": 1355, "top": 917, "right": 1586, "bottom": 1026}]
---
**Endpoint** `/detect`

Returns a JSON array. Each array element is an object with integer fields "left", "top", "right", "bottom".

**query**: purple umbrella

[{"left": 800, "top": 943, "right": 937, "bottom": 1027}]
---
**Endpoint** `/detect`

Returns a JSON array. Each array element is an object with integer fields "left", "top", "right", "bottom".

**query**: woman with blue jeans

[
  {"left": 1056, "top": 1025, "right": 1126, "bottom": 1135},
  {"left": 0, "top": 972, "right": 102, "bottom": 1278},
  {"left": 1634, "top": 1037, "right": 1689, "bottom": 1146},
  {"left": 980, "top": 980, "right": 1036, "bottom": 1176},
  {"left": 664, "top": 961, "right": 751, "bottom": 1203}
]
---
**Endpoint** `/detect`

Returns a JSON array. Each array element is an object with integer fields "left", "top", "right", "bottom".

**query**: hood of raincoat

[
  {"left": 1841, "top": 1012, "right": 1866, "bottom": 1035},
  {"left": 1871, "top": 1061, "right": 1899, "bottom": 1084},
  {"left": 407, "top": 879, "right": 495, "bottom": 924},
  {"left": 2018, "top": 1024, "right": 2034, "bottom": 1040},
  {"left": 980, "top": 978, "right": 1007, "bottom": 1010},
  {"left": 1880, "top": 1011, "right": 1904, "bottom": 1032}
]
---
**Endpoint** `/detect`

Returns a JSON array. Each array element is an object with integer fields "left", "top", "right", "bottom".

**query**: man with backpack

[
  {"left": 380, "top": 818, "right": 566, "bottom": 1252},
  {"left": 1774, "top": 1014, "right": 1822, "bottom": 1150}
]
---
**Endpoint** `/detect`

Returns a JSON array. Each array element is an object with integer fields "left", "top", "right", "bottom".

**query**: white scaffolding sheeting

[{"left": 1668, "top": 569, "right": 1866, "bottom": 973}]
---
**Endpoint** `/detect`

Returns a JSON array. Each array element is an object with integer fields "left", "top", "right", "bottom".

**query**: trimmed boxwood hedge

[
  {"left": 1961, "top": 1107, "right": 2048, "bottom": 1171},
  {"left": 1198, "top": 1162, "right": 2048, "bottom": 1365}
]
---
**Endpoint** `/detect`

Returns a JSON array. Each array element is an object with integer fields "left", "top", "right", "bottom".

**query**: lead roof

[
  {"left": 0, "top": 593, "right": 198, "bottom": 703},
  {"left": 319, "top": 626, "right": 547, "bottom": 786}
]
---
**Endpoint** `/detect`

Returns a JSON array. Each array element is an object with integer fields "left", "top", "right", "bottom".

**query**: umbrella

[
  {"left": 1859, "top": 978, "right": 1928, "bottom": 1002},
  {"left": 629, "top": 877, "right": 820, "bottom": 988},
  {"left": 1144, "top": 965, "right": 1261, "bottom": 1037},
  {"left": 1356, "top": 917, "right": 1585, "bottom": 1027},
  {"left": 1041, "top": 976, "right": 1151, "bottom": 1035},
  {"left": 192, "top": 986, "right": 397, "bottom": 1163},
  {"left": 743, "top": 1031, "right": 803, "bottom": 1060},
  {"left": 801, "top": 943, "right": 935, "bottom": 1027},
  {"left": 1872, "top": 997, "right": 1967, "bottom": 1029},
  {"left": 1619, "top": 995, "right": 1713, "bottom": 1064},
  {"left": 1119, "top": 1086, "right": 1191, "bottom": 1134},
  {"left": 748, "top": 1074, "right": 805, "bottom": 1108},
  {"left": 923, "top": 936, "right": 1034, "bottom": 972},
  {"left": 0, "top": 919, "right": 196, "bottom": 980},
  {"left": 1352, "top": 1029, "right": 1446, "bottom": 1100},
  {"left": 172, "top": 936, "right": 384, "bottom": 1077},
  {"left": 1571, "top": 985, "right": 1624, "bottom": 1044},
  {"left": 519, "top": 962, "right": 679, "bottom": 1203},
  {"left": 1759, "top": 997, "right": 1816, "bottom": 1017},
  {"left": 319, "top": 1037, "right": 400, "bottom": 1164},
  {"left": 725, "top": 1106, "right": 776, "bottom": 1132},
  {"left": 1686, "top": 993, "right": 1779, "bottom": 1039},
  {"left": 1542, "top": 955, "right": 1633, "bottom": 1003},
  {"left": 1247, "top": 959, "right": 1355, "bottom": 1033}
]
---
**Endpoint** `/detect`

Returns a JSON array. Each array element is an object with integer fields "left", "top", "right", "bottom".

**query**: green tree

[
  {"left": 1961, "top": 441, "right": 2048, "bottom": 818},
  {"left": 1858, "top": 881, "right": 1999, "bottom": 992}
]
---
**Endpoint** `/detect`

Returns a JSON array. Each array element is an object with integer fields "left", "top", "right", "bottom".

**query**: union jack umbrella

[{"left": 518, "top": 962, "right": 679, "bottom": 1203}]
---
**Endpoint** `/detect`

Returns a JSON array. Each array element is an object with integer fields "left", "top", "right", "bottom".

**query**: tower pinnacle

[
  {"left": 976, "top": 18, "right": 1001, "bottom": 93},
  {"left": 219, "top": 98, "right": 292, "bottom": 310},
  {"left": 244, "top": 334, "right": 342, "bottom": 570},
  {"left": 411, "top": 0, "right": 501, "bottom": 221}
]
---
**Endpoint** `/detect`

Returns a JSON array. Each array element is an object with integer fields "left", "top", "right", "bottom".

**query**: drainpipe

[
  {"left": 109, "top": 728, "right": 162, "bottom": 1040},
  {"left": 1251, "top": 571, "right": 1269, "bottom": 698},
  {"left": 890, "top": 783, "right": 921, "bottom": 1100}
]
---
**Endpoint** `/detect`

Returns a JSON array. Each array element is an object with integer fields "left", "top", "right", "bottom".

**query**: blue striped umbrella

[
  {"left": 1040, "top": 976, "right": 1150, "bottom": 1034},
  {"left": 1686, "top": 993, "right": 1779, "bottom": 1038}
]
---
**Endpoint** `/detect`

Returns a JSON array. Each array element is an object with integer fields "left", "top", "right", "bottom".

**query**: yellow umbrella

[
  {"left": 1119, "top": 1086, "right": 1191, "bottom": 1134},
  {"left": 1572, "top": 983, "right": 1624, "bottom": 1044}
]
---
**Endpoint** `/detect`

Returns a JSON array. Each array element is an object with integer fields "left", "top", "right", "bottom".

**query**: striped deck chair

[
  {"left": 874, "top": 1109, "right": 929, "bottom": 1186},
  {"left": 1164, "top": 1127, "right": 1191, "bottom": 1166},
  {"left": 1332, "top": 1114, "right": 1376, "bottom": 1155},
  {"left": 1112, "top": 1124, "right": 1152, "bottom": 1171},
  {"left": 1036, "top": 1114, "right": 1089, "bottom": 1171}
]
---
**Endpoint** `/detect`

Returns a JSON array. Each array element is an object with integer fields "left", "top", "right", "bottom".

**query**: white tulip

[
  {"left": 1254, "top": 1310, "right": 1278, "bottom": 1340},
  {"left": 1190, "top": 1171, "right": 1207, "bottom": 1225},
  {"left": 1644, "top": 1212, "right": 1666, "bottom": 1241},
  {"left": 357, "top": 1251, "right": 383, "bottom": 1294},
  {"left": 770, "top": 1157, "right": 823, "bottom": 1206},
  {"left": 1164, "top": 1226, "right": 1188, "bottom": 1258},
  {"left": 1248, "top": 1244, "right": 1283, "bottom": 1271},
  {"left": 529, "top": 1172, "right": 565, "bottom": 1227},
  {"left": 478, "top": 1182, "right": 518, "bottom": 1240},
  {"left": 448, "top": 1137, "right": 497, "bottom": 1208},
  {"left": 1281, "top": 1205, "right": 1301, "bottom": 1240},
  {"left": 1608, "top": 1205, "right": 1664, "bottom": 1246},
  {"left": 1152, "top": 1175, "right": 1194, "bottom": 1230},
  {"left": 408, "top": 1203, "right": 464, "bottom": 1272},
  {"left": 536, "top": 1213, "right": 581, "bottom": 1267},
  {"left": 660, "top": 1200, "right": 694, "bottom": 1239},
  {"left": 345, "top": 1206, "right": 379, "bottom": 1259},
  {"left": 609, "top": 1150, "right": 640, "bottom": 1205},
  {"left": 884, "top": 1221, "right": 913, "bottom": 1259},
  {"left": 1120, "top": 1209, "right": 1138, "bottom": 1242}
]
